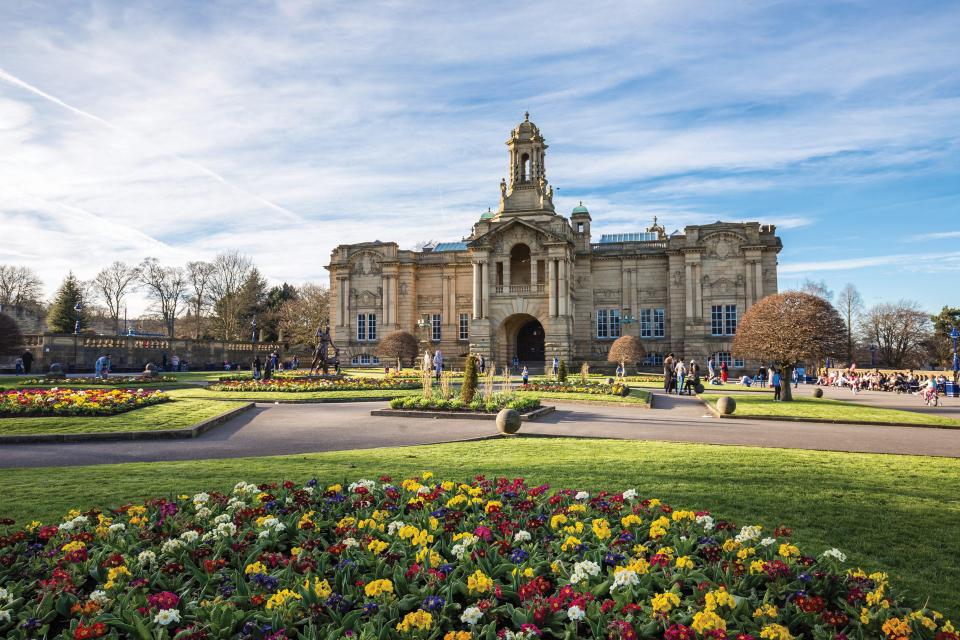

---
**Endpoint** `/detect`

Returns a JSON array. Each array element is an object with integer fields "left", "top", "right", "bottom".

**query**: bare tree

[
  {"left": 91, "top": 261, "right": 140, "bottom": 334},
  {"left": 859, "top": 300, "right": 932, "bottom": 369},
  {"left": 835, "top": 283, "right": 864, "bottom": 366},
  {"left": 0, "top": 265, "right": 44, "bottom": 310},
  {"left": 733, "top": 291, "right": 846, "bottom": 401},
  {"left": 376, "top": 330, "right": 419, "bottom": 369},
  {"left": 278, "top": 284, "right": 330, "bottom": 348},
  {"left": 186, "top": 260, "right": 216, "bottom": 339},
  {"left": 138, "top": 258, "right": 188, "bottom": 337},
  {"left": 797, "top": 277, "right": 834, "bottom": 302},
  {"left": 208, "top": 251, "right": 253, "bottom": 340},
  {"left": 607, "top": 335, "right": 646, "bottom": 374}
]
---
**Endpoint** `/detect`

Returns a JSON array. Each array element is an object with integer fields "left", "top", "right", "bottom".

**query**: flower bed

[
  {"left": 0, "top": 388, "right": 170, "bottom": 417},
  {"left": 0, "top": 474, "right": 950, "bottom": 640},
  {"left": 17, "top": 375, "right": 177, "bottom": 386},
  {"left": 389, "top": 393, "right": 540, "bottom": 414},
  {"left": 523, "top": 381, "right": 630, "bottom": 397},
  {"left": 208, "top": 377, "right": 420, "bottom": 393}
]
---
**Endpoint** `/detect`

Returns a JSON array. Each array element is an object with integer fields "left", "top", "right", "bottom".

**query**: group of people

[
  {"left": 818, "top": 366, "right": 950, "bottom": 401},
  {"left": 12, "top": 350, "right": 33, "bottom": 375},
  {"left": 662, "top": 354, "right": 704, "bottom": 395},
  {"left": 252, "top": 351, "right": 286, "bottom": 380}
]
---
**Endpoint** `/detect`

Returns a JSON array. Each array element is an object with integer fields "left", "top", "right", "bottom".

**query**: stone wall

[{"left": 3, "top": 334, "right": 285, "bottom": 373}]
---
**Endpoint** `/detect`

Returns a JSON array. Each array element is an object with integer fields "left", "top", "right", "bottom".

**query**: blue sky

[{"left": 1, "top": 0, "right": 958, "bottom": 313}]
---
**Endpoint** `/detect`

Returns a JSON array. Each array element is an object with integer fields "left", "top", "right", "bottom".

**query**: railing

[
  {"left": 494, "top": 284, "right": 547, "bottom": 295},
  {"left": 591, "top": 240, "right": 669, "bottom": 253}
]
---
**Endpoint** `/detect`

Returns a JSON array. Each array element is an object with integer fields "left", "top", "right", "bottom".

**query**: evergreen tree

[
  {"left": 557, "top": 359, "right": 568, "bottom": 383},
  {"left": 237, "top": 268, "right": 269, "bottom": 334},
  {"left": 47, "top": 273, "right": 88, "bottom": 333},
  {"left": 460, "top": 353, "right": 479, "bottom": 403}
]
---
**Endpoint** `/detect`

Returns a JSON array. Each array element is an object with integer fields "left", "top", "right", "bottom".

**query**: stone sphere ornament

[
  {"left": 812, "top": 387, "right": 824, "bottom": 398},
  {"left": 496, "top": 408, "right": 522, "bottom": 435},
  {"left": 716, "top": 396, "right": 737, "bottom": 415}
]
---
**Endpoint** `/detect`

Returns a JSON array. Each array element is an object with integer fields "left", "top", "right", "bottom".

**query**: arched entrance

[{"left": 516, "top": 319, "right": 545, "bottom": 363}]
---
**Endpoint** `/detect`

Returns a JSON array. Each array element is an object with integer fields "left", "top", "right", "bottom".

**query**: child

[{"left": 521, "top": 366, "right": 529, "bottom": 384}]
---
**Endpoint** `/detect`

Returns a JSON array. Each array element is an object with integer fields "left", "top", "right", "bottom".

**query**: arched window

[
  {"left": 521, "top": 153, "right": 531, "bottom": 181},
  {"left": 510, "top": 243, "right": 531, "bottom": 285}
]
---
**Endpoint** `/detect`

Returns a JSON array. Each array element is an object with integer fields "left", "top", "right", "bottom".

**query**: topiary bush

[
  {"left": 460, "top": 353, "right": 478, "bottom": 404},
  {"left": 557, "top": 359, "right": 568, "bottom": 383}
]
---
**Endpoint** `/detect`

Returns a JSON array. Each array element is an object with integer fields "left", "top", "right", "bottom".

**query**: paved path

[
  {"left": 807, "top": 384, "right": 960, "bottom": 418},
  {"left": 2, "top": 391, "right": 959, "bottom": 469}
]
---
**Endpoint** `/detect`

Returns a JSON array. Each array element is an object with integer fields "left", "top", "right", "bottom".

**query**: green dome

[
  {"left": 480, "top": 207, "right": 494, "bottom": 220},
  {"left": 571, "top": 201, "right": 589, "bottom": 215}
]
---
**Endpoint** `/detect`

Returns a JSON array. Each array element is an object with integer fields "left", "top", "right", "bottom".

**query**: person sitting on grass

[{"left": 739, "top": 375, "right": 752, "bottom": 387}]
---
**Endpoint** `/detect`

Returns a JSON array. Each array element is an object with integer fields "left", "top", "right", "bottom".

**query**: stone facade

[{"left": 326, "top": 115, "right": 782, "bottom": 372}]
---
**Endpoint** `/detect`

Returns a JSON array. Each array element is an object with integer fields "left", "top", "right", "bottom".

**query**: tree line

[{"left": 0, "top": 255, "right": 329, "bottom": 348}]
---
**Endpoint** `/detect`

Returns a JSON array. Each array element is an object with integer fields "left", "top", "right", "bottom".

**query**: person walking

[
  {"left": 552, "top": 355, "right": 559, "bottom": 377},
  {"left": 433, "top": 349, "right": 443, "bottom": 382},
  {"left": 478, "top": 353, "right": 486, "bottom": 375},
  {"left": 772, "top": 367, "right": 782, "bottom": 401},
  {"left": 512, "top": 354, "right": 520, "bottom": 373},
  {"left": 14, "top": 356, "right": 24, "bottom": 375},
  {"left": 688, "top": 359, "right": 700, "bottom": 393},
  {"left": 253, "top": 355, "right": 262, "bottom": 380},
  {"left": 675, "top": 359, "right": 687, "bottom": 395},
  {"left": 161, "top": 352, "right": 168, "bottom": 372},
  {"left": 521, "top": 366, "right": 529, "bottom": 384},
  {"left": 663, "top": 353, "right": 675, "bottom": 392},
  {"left": 792, "top": 367, "right": 799, "bottom": 389},
  {"left": 171, "top": 354, "right": 180, "bottom": 372},
  {"left": 21, "top": 350, "right": 33, "bottom": 374},
  {"left": 707, "top": 357, "right": 715, "bottom": 382},
  {"left": 293, "top": 355, "right": 300, "bottom": 370},
  {"left": 720, "top": 361, "right": 729, "bottom": 383}
]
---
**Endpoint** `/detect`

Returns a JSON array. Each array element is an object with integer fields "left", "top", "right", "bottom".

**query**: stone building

[{"left": 326, "top": 115, "right": 782, "bottom": 371}]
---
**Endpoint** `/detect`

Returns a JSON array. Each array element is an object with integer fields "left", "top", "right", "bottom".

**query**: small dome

[
  {"left": 571, "top": 201, "right": 589, "bottom": 215},
  {"left": 480, "top": 211, "right": 494, "bottom": 220}
]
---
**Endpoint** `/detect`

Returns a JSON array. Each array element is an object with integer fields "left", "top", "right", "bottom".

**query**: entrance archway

[{"left": 516, "top": 319, "right": 545, "bottom": 363}]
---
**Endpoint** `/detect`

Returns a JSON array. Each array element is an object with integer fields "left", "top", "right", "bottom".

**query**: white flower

[
  {"left": 348, "top": 479, "right": 376, "bottom": 492},
  {"left": 89, "top": 590, "right": 110, "bottom": 605},
  {"left": 138, "top": 550, "right": 156, "bottom": 565},
  {"left": 303, "top": 486, "right": 314, "bottom": 495},
  {"left": 212, "top": 522, "right": 237, "bottom": 539},
  {"left": 0, "top": 610, "right": 10, "bottom": 623},
  {"left": 0, "top": 587, "right": 10, "bottom": 604},
  {"left": 461, "top": 606, "right": 483, "bottom": 625},
  {"left": 192, "top": 492, "right": 210, "bottom": 505},
  {"left": 611, "top": 569, "right": 639, "bottom": 592},
  {"left": 760, "top": 537, "right": 777, "bottom": 547},
  {"left": 567, "top": 605, "right": 586, "bottom": 621},
  {"left": 513, "top": 530, "right": 532, "bottom": 543},
  {"left": 108, "top": 523, "right": 126, "bottom": 534},
  {"left": 342, "top": 537, "right": 359, "bottom": 548},
  {"left": 574, "top": 491, "right": 590, "bottom": 501},
  {"left": 417, "top": 486, "right": 431, "bottom": 495},
  {"left": 573, "top": 560, "right": 600, "bottom": 577},
  {"left": 387, "top": 521, "right": 407, "bottom": 535},
  {"left": 214, "top": 514, "right": 232, "bottom": 524},
  {"left": 233, "top": 481, "right": 258, "bottom": 495},
  {"left": 258, "top": 530, "right": 271, "bottom": 539},
  {"left": 180, "top": 530, "right": 199, "bottom": 543},
  {"left": 622, "top": 489, "right": 638, "bottom": 501},
  {"left": 822, "top": 548, "right": 847, "bottom": 563},
  {"left": 735, "top": 525, "right": 762, "bottom": 544},
  {"left": 696, "top": 515, "right": 715, "bottom": 531},
  {"left": 195, "top": 507, "right": 212, "bottom": 519},
  {"left": 154, "top": 608, "right": 181, "bottom": 625},
  {"left": 161, "top": 539, "right": 184, "bottom": 555}
]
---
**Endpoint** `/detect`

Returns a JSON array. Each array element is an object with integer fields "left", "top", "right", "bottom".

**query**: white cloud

[
  {"left": 907, "top": 230, "right": 960, "bottom": 241},
  {"left": 781, "top": 252, "right": 960, "bottom": 274}
]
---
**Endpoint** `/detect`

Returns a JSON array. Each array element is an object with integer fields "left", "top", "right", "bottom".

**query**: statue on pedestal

[{"left": 310, "top": 323, "right": 338, "bottom": 375}]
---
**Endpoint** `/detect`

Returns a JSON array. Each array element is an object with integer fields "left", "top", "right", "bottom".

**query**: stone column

[
  {"left": 481, "top": 261, "right": 489, "bottom": 318},
  {"left": 693, "top": 263, "right": 701, "bottom": 318},
  {"left": 472, "top": 263, "right": 481, "bottom": 319},
  {"left": 745, "top": 262, "right": 754, "bottom": 308},
  {"left": 685, "top": 264, "right": 693, "bottom": 319},
  {"left": 755, "top": 262, "right": 763, "bottom": 299},
  {"left": 558, "top": 260, "right": 568, "bottom": 316},
  {"left": 381, "top": 274, "right": 389, "bottom": 324},
  {"left": 548, "top": 259, "right": 557, "bottom": 317},
  {"left": 503, "top": 259, "right": 511, "bottom": 289},
  {"left": 441, "top": 276, "right": 449, "bottom": 326},
  {"left": 391, "top": 276, "right": 399, "bottom": 327},
  {"left": 532, "top": 259, "right": 539, "bottom": 288}
]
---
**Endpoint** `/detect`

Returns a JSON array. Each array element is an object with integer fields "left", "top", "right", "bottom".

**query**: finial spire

[{"left": 524, "top": 111, "right": 529, "bottom": 121}]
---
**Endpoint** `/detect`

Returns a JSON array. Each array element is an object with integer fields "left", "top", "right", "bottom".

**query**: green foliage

[
  {"left": 931, "top": 306, "right": 960, "bottom": 368},
  {"left": 0, "top": 313, "right": 23, "bottom": 356},
  {"left": 460, "top": 353, "right": 479, "bottom": 404},
  {"left": 389, "top": 392, "right": 539, "bottom": 414},
  {"left": 46, "top": 272, "right": 87, "bottom": 333},
  {"left": 557, "top": 359, "right": 568, "bottom": 382}
]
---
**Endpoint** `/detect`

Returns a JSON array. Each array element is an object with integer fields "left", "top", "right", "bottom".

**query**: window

[
  {"left": 496, "top": 262, "right": 504, "bottom": 286},
  {"left": 350, "top": 354, "right": 380, "bottom": 365},
  {"left": 713, "top": 352, "right": 744, "bottom": 368},
  {"left": 577, "top": 222, "right": 584, "bottom": 233},
  {"left": 643, "top": 352, "right": 664, "bottom": 366},
  {"left": 711, "top": 305, "right": 737, "bottom": 336},
  {"left": 641, "top": 308, "right": 665, "bottom": 338},
  {"left": 459, "top": 313, "right": 469, "bottom": 340},
  {"left": 432, "top": 314, "right": 441, "bottom": 341},
  {"left": 596, "top": 309, "right": 621, "bottom": 338},
  {"left": 356, "top": 313, "right": 377, "bottom": 341}
]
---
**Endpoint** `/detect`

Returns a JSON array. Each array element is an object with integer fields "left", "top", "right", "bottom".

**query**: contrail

[{"left": 0, "top": 67, "right": 303, "bottom": 223}]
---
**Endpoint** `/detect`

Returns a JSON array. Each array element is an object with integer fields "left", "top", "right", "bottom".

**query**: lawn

[
  {"left": 0, "top": 397, "right": 248, "bottom": 436},
  {"left": 517, "top": 387, "right": 650, "bottom": 405},
  {"left": 705, "top": 393, "right": 960, "bottom": 427},
  {"left": 0, "top": 438, "right": 956, "bottom": 618},
  {"left": 168, "top": 387, "right": 420, "bottom": 402}
]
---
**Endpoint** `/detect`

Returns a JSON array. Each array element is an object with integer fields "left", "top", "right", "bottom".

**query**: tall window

[
  {"left": 643, "top": 352, "right": 664, "bottom": 366},
  {"left": 459, "top": 313, "right": 469, "bottom": 340},
  {"left": 641, "top": 308, "right": 665, "bottom": 338},
  {"left": 357, "top": 313, "right": 377, "bottom": 341},
  {"left": 711, "top": 305, "right": 724, "bottom": 336},
  {"left": 724, "top": 305, "right": 737, "bottom": 336},
  {"left": 432, "top": 314, "right": 441, "bottom": 341},
  {"left": 596, "top": 309, "right": 621, "bottom": 338}
]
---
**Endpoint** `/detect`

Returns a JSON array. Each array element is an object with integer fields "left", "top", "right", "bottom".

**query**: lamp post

[
  {"left": 251, "top": 315, "right": 258, "bottom": 370},
  {"left": 950, "top": 326, "right": 959, "bottom": 384},
  {"left": 73, "top": 302, "right": 83, "bottom": 372}
]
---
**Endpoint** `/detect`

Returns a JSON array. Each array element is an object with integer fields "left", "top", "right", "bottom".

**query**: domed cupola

[{"left": 499, "top": 113, "right": 555, "bottom": 215}]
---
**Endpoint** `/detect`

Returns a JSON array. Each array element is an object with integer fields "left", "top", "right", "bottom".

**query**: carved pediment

[
  {"left": 701, "top": 231, "right": 745, "bottom": 261},
  {"left": 468, "top": 218, "right": 566, "bottom": 252},
  {"left": 350, "top": 288, "right": 382, "bottom": 306},
  {"left": 349, "top": 251, "right": 383, "bottom": 276}
]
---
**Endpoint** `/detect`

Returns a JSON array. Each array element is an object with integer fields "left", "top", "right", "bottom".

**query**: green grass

[
  {"left": 0, "top": 438, "right": 956, "bottom": 617},
  {"left": 517, "top": 388, "right": 650, "bottom": 405},
  {"left": 168, "top": 387, "right": 420, "bottom": 402},
  {"left": 0, "top": 398, "right": 248, "bottom": 435},
  {"left": 706, "top": 393, "right": 960, "bottom": 427}
]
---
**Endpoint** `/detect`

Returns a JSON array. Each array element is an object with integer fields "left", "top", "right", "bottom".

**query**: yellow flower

[
  {"left": 265, "top": 588, "right": 302, "bottom": 610},
  {"left": 245, "top": 561, "right": 268, "bottom": 575},
  {"left": 327, "top": 483, "right": 342, "bottom": 493},
  {"left": 567, "top": 504, "right": 587, "bottom": 513},
  {"left": 397, "top": 609, "right": 433, "bottom": 632},
  {"left": 649, "top": 516, "right": 670, "bottom": 539},
  {"left": 754, "top": 604, "right": 779, "bottom": 619},
  {"left": 290, "top": 547, "right": 302, "bottom": 556},
  {"left": 467, "top": 570, "right": 493, "bottom": 594},
  {"left": 704, "top": 587, "right": 736, "bottom": 611},
  {"left": 591, "top": 518, "right": 611, "bottom": 540},
  {"left": 104, "top": 565, "right": 131, "bottom": 589},
  {"left": 860, "top": 607, "right": 871, "bottom": 624},
  {"left": 297, "top": 511, "right": 315, "bottom": 529},
  {"left": 692, "top": 610, "right": 727, "bottom": 634},
  {"left": 651, "top": 591, "right": 681, "bottom": 616},
  {"left": 616, "top": 557, "right": 650, "bottom": 575},
  {"left": 722, "top": 539, "right": 740, "bottom": 553},
  {"left": 675, "top": 556, "right": 694, "bottom": 570},
  {"left": 337, "top": 516, "right": 357, "bottom": 529},
  {"left": 305, "top": 577, "right": 332, "bottom": 598},
  {"left": 749, "top": 559, "right": 767, "bottom": 575},
  {"left": 422, "top": 471, "right": 433, "bottom": 481},
  {"left": 550, "top": 513, "right": 568, "bottom": 529},
  {"left": 560, "top": 536, "right": 581, "bottom": 551},
  {"left": 882, "top": 617, "right": 911, "bottom": 638},
  {"left": 485, "top": 500, "right": 502, "bottom": 513},
  {"left": 759, "top": 624, "right": 794, "bottom": 640},
  {"left": 672, "top": 510, "right": 695, "bottom": 522},
  {"left": 441, "top": 481, "right": 455, "bottom": 491},
  {"left": 444, "top": 632, "right": 472, "bottom": 640},
  {"left": 737, "top": 547, "right": 757, "bottom": 560},
  {"left": 621, "top": 514, "right": 643, "bottom": 528},
  {"left": 61, "top": 540, "right": 86, "bottom": 554},
  {"left": 367, "top": 539, "right": 388, "bottom": 555},
  {"left": 778, "top": 543, "right": 800, "bottom": 558},
  {"left": 446, "top": 495, "right": 468, "bottom": 508},
  {"left": 364, "top": 579, "right": 394, "bottom": 598}
]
